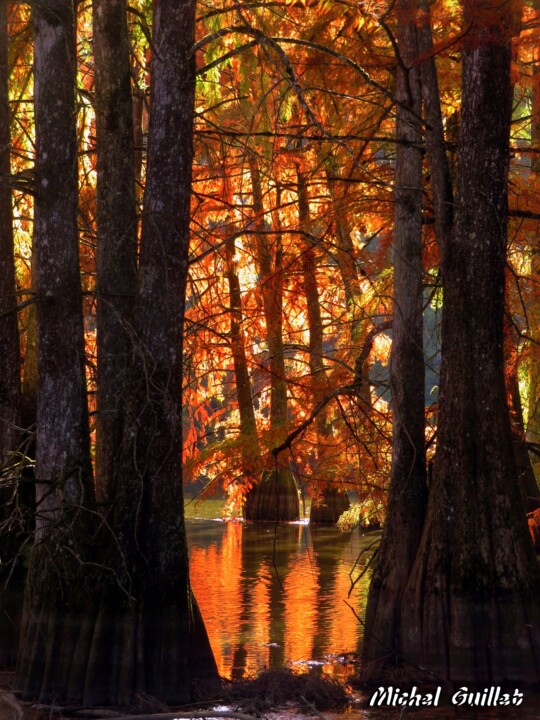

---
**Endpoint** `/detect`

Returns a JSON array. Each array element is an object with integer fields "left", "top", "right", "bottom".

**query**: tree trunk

[
  {"left": 81, "top": 0, "right": 218, "bottom": 704},
  {"left": 417, "top": 0, "right": 453, "bottom": 256},
  {"left": 0, "top": 0, "right": 23, "bottom": 668},
  {"left": 296, "top": 166, "right": 349, "bottom": 524},
  {"left": 219, "top": 159, "right": 262, "bottom": 494},
  {"left": 324, "top": 162, "right": 372, "bottom": 407},
  {"left": 93, "top": 0, "right": 138, "bottom": 505},
  {"left": 224, "top": 237, "right": 263, "bottom": 487},
  {"left": 325, "top": 163, "right": 363, "bottom": 337},
  {"left": 15, "top": 0, "right": 217, "bottom": 704},
  {"left": 15, "top": 0, "right": 96, "bottom": 699},
  {"left": 361, "top": 0, "right": 427, "bottom": 679},
  {"left": 244, "top": 158, "right": 299, "bottom": 521},
  {"left": 399, "top": 0, "right": 540, "bottom": 683}
]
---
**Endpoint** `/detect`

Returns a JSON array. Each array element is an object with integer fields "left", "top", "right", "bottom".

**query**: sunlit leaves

[{"left": 6, "top": 0, "right": 540, "bottom": 522}]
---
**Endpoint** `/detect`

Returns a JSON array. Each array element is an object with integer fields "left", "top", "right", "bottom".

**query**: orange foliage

[{"left": 6, "top": 0, "right": 540, "bottom": 516}]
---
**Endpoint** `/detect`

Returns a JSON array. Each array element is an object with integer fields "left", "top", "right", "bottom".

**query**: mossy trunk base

[
  {"left": 15, "top": 547, "right": 218, "bottom": 706},
  {"left": 399, "top": 589, "right": 540, "bottom": 684},
  {"left": 309, "top": 487, "right": 350, "bottom": 525},
  {"left": 244, "top": 468, "right": 300, "bottom": 521}
]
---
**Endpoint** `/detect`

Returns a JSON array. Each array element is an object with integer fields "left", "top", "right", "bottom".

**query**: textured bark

[
  {"left": 133, "top": 0, "right": 218, "bottom": 689},
  {"left": 361, "top": 0, "right": 427, "bottom": 679},
  {"left": 0, "top": 0, "right": 24, "bottom": 668},
  {"left": 87, "top": 0, "right": 218, "bottom": 703},
  {"left": 399, "top": 0, "right": 540, "bottom": 683},
  {"left": 93, "top": 0, "right": 138, "bottom": 504},
  {"left": 417, "top": 0, "right": 453, "bottom": 256},
  {"left": 244, "top": 158, "right": 299, "bottom": 521},
  {"left": 15, "top": 0, "right": 96, "bottom": 698},
  {"left": 15, "top": 0, "right": 217, "bottom": 704},
  {"left": 21, "top": 302, "right": 37, "bottom": 441}
]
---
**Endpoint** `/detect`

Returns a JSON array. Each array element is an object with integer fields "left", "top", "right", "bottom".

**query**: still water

[
  {"left": 185, "top": 499, "right": 377, "bottom": 680},
  {"left": 184, "top": 501, "right": 540, "bottom": 720}
]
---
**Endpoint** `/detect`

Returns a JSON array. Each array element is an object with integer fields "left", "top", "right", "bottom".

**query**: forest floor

[
  {"left": 0, "top": 669, "right": 357, "bottom": 720},
  {"left": 4, "top": 671, "right": 540, "bottom": 720}
]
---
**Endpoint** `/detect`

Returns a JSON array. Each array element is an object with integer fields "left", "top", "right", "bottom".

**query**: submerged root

[
  {"left": 309, "top": 488, "right": 350, "bottom": 525},
  {"left": 244, "top": 469, "right": 300, "bottom": 522}
]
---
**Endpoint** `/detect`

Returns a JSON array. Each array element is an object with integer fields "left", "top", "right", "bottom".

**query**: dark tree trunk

[
  {"left": 81, "top": 0, "right": 218, "bottom": 705},
  {"left": 133, "top": 0, "right": 217, "bottom": 694},
  {"left": 244, "top": 159, "right": 299, "bottom": 521},
  {"left": 361, "top": 0, "right": 427, "bottom": 679},
  {"left": 399, "top": 0, "right": 540, "bottom": 683},
  {"left": 15, "top": 0, "right": 96, "bottom": 699},
  {"left": 15, "top": 0, "right": 217, "bottom": 705},
  {"left": 93, "top": 0, "right": 138, "bottom": 505},
  {"left": 418, "top": 0, "right": 453, "bottom": 255},
  {"left": 0, "top": 0, "right": 23, "bottom": 668}
]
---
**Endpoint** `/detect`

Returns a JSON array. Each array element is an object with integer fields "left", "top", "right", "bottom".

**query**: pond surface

[
  {"left": 184, "top": 501, "right": 540, "bottom": 720},
  {"left": 185, "top": 499, "right": 377, "bottom": 681}
]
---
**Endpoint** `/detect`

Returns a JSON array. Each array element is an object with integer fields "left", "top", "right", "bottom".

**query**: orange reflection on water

[
  {"left": 245, "top": 560, "right": 271, "bottom": 676},
  {"left": 187, "top": 519, "right": 374, "bottom": 680},
  {"left": 189, "top": 522, "right": 243, "bottom": 678},
  {"left": 283, "top": 548, "right": 318, "bottom": 665},
  {"left": 326, "top": 551, "right": 364, "bottom": 660}
]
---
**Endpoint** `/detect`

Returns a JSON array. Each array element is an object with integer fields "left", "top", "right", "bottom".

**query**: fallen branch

[
  {"left": 96, "top": 711, "right": 259, "bottom": 720},
  {"left": 300, "top": 697, "right": 328, "bottom": 720},
  {"left": 0, "top": 691, "right": 24, "bottom": 720}
]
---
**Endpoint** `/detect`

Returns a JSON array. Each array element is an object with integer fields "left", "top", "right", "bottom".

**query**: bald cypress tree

[
  {"left": 362, "top": 0, "right": 540, "bottom": 683},
  {"left": 15, "top": 0, "right": 96, "bottom": 698},
  {"left": 399, "top": 0, "right": 540, "bottom": 682},
  {"left": 16, "top": 0, "right": 217, "bottom": 703},
  {"left": 361, "top": 0, "right": 427, "bottom": 679}
]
